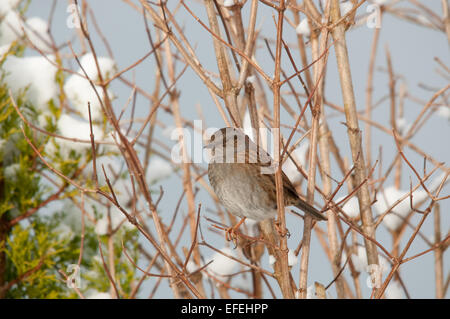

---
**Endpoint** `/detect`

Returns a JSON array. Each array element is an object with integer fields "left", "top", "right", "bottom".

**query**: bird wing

[
  {"left": 243, "top": 134, "right": 326, "bottom": 220},
  {"left": 253, "top": 163, "right": 327, "bottom": 221}
]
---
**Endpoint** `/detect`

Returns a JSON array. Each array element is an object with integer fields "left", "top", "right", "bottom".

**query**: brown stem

[
  {"left": 365, "top": 22, "right": 381, "bottom": 174},
  {"left": 204, "top": 0, "right": 241, "bottom": 127},
  {"left": 375, "top": 173, "right": 447, "bottom": 298},
  {"left": 271, "top": 0, "right": 294, "bottom": 299},
  {"left": 329, "top": 0, "right": 379, "bottom": 270},
  {"left": 434, "top": 204, "right": 444, "bottom": 298},
  {"left": 441, "top": 0, "right": 450, "bottom": 43}
]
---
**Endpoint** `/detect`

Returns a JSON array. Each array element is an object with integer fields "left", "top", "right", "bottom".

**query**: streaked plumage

[{"left": 206, "top": 127, "right": 327, "bottom": 222}]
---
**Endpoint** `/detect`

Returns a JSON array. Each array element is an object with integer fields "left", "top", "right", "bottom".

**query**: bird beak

[{"left": 203, "top": 142, "right": 213, "bottom": 149}]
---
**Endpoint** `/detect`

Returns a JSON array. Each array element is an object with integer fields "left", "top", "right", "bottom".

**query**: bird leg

[
  {"left": 213, "top": 217, "right": 247, "bottom": 243},
  {"left": 274, "top": 219, "right": 290, "bottom": 238},
  {"left": 226, "top": 217, "right": 246, "bottom": 242}
]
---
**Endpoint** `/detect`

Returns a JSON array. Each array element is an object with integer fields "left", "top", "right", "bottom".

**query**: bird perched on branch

[{"left": 205, "top": 127, "right": 327, "bottom": 241}]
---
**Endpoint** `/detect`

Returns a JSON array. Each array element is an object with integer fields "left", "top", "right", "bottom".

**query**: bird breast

[{"left": 208, "top": 163, "right": 277, "bottom": 221}]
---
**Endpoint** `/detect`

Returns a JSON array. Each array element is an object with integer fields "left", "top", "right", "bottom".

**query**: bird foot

[
  {"left": 225, "top": 226, "right": 239, "bottom": 244},
  {"left": 212, "top": 217, "right": 246, "bottom": 246},
  {"left": 274, "top": 219, "right": 290, "bottom": 238},
  {"left": 211, "top": 224, "right": 239, "bottom": 247}
]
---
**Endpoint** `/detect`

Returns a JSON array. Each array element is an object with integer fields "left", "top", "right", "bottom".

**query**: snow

[
  {"left": 45, "top": 114, "right": 103, "bottom": 158},
  {"left": 186, "top": 260, "right": 198, "bottom": 274},
  {"left": 395, "top": 117, "right": 410, "bottom": 134},
  {"left": 0, "top": 11, "right": 22, "bottom": 46},
  {"left": 58, "top": 114, "right": 103, "bottom": 144},
  {"left": 0, "top": 139, "right": 6, "bottom": 153},
  {"left": 385, "top": 280, "right": 405, "bottom": 299},
  {"left": 85, "top": 155, "right": 124, "bottom": 185},
  {"left": 437, "top": 106, "right": 450, "bottom": 121},
  {"left": 296, "top": 19, "right": 310, "bottom": 37},
  {"left": 223, "top": 0, "right": 234, "bottom": 8},
  {"left": 417, "top": 15, "right": 432, "bottom": 26},
  {"left": 375, "top": 186, "right": 428, "bottom": 231},
  {"left": 60, "top": 201, "right": 84, "bottom": 233},
  {"left": 268, "top": 254, "right": 276, "bottom": 266},
  {"left": 336, "top": 195, "right": 360, "bottom": 218},
  {"left": 282, "top": 141, "right": 309, "bottom": 184},
  {"left": 24, "top": 17, "right": 52, "bottom": 52},
  {"left": 64, "top": 53, "right": 116, "bottom": 121},
  {"left": 0, "top": 0, "right": 20, "bottom": 16},
  {"left": 146, "top": 157, "right": 172, "bottom": 184},
  {"left": 373, "top": 0, "right": 389, "bottom": 4},
  {"left": 0, "top": 44, "right": 12, "bottom": 57},
  {"left": 111, "top": 179, "right": 132, "bottom": 205},
  {"left": 350, "top": 246, "right": 369, "bottom": 273},
  {"left": 98, "top": 128, "right": 134, "bottom": 155},
  {"left": 1, "top": 134, "right": 21, "bottom": 165},
  {"left": 269, "top": 250, "right": 298, "bottom": 267},
  {"left": 54, "top": 223, "right": 75, "bottom": 242},
  {"left": 86, "top": 291, "right": 112, "bottom": 299},
  {"left": 288, "top": 250, "right": 298, "bottom": 267},
  {"left": 78, "top": 52, "right": 116, "bottom": 81},
  {"left": 162, "top": 125, "right": 177, "bottom": 139},
  {"left": 94, "top": 206, "right": 134, "bottom": 235},
  {"left": 64, "top": 74, "right": 107, "bottom": 122},
  {"left": 306, "top": 285, "right": 317, "bottom": 299},
  {"left": 206, "top": 247, "right": 239, "bottom": 280},
  {"left": 4, "top": 163, "right": 20, "bottom": 180},
  {"left": 351, "top": 245, "right": 389, "bottom": 274},
  {"left": 340, "top": 1, "right": 353, "bottom": 16},
  {"left": 2, "top": 55, "right": 58, "bottom": 111},
  {"left": 340, "top": 250, "right": 348, "bottom": 265},
  {"left": 243, "top": 110, "right": 255, "bottom": 142},
  {"left": 0, "top": 11, "right": 51, "bottom": 53},
  {"left": 245, "top": 75, "right": 256, "bottom": 84},
  {"left": 243, "top": 218, "right": 259, "bottom": 237},
  {"left": 94, "top": 216, "right": 110, "bottom": 236}
]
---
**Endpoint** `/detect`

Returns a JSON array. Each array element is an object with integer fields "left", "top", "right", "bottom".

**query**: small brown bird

[{"left": 205, "top": 127, "right": 327, "bottom": 239}]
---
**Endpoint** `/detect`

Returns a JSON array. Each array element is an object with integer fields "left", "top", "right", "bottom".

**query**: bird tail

[{"left": 295, "top": 200, "right": 328, "bottom": 221}]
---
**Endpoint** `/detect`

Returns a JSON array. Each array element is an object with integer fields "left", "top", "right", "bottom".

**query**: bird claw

[
  {"left": 211, "top": 224, "right": 239, "bottom": 247},
  {"left": 225, "top": 227, "right": 239, "bottom": 248},
  {"left": 274, "top": 219, "right": 290, "bottom": 238},
  {"left": 212, "top": 217, "right": 246, "bottom": 247}
]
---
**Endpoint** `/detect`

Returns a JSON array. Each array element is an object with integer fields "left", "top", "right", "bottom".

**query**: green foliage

[
  {"left": 84, "top": 225, "right": 140, "bottom": 298},
  {"left": 1, "top": 193, "right": 141, "bottom": 298},
  {"left": 2, "top": 208, "right": 140, "bottom": 299},
  {"left": 0, "top": 61, "right": 141, "bottom": 299},
  {"left": 0, "top": 81, "right": 43, "bottom": 219},
  {"left": 3, "top": 217, "right": 76, "bottom": 298},
  {"left": 0, "top": 79, "right": 71, "bottom": 298},
  {"left": 0, "top": 1, "right": 143, "bottom": 298}
]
